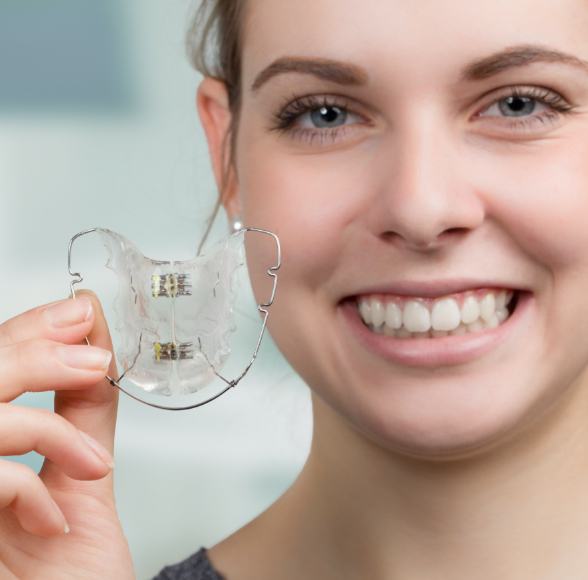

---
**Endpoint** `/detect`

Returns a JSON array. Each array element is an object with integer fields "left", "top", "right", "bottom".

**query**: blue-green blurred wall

[
  {"left": 0, "top": 0, "right": 132, "bottom": 113},
  {"left": 0, "top": 2, "right": 310, "bottom": 578}
]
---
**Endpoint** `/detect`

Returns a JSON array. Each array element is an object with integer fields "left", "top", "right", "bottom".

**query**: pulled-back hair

[
  {"left": 186, "top": 1, "right": 245, "bottom": 245},
  {"left": 187, "top": 0, "right": 244, "bottom": 113},
  {"left": 187, "top": 1, "right": 245, "bottom": 166}
]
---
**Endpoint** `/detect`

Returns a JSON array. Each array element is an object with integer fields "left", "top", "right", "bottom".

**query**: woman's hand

[{"left": 0, "top": 292, "right": 135, "bottom": 580}]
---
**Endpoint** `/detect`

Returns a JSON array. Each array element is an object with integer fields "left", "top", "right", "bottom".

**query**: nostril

[
  {"left": 381, "top": 232, "right": 438, "bottom": 251},
  {"left": 438, "top": 227, "right": 470, "bottom": 241},
  {"left": 381, "top": 227, "right": 470, "bottom": 251}
]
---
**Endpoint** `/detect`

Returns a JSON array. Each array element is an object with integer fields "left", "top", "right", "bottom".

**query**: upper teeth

[{"left": 357, "top": 289, "right": 514, "bottom": 333}]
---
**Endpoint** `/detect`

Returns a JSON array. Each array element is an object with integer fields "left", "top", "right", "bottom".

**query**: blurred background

[{"left": 0, "top": 1, "right": 311, "bottom": 578}]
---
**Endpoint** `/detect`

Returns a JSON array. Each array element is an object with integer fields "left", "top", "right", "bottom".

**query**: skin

[
  {"left": 2, "top": 0, "right": 588, "bottom": 578},
  {"left": 0, "top": 292, "right": 134, "bottom": 578},
  {"left": 197, "top": 0, "right": 588, "bottom": 578}
]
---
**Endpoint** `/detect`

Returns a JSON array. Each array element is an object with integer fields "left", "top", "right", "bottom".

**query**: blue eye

[
  {"left": 270, "top": 86, "right": 576, "bottom": 146},
  {"left": 269, "top": 95, "right": 365, "bottom": 146},
  {"left": 309, "top": 105, "right": 348, "bottom": 128},
  {"left": 498, "top": 95, "right": 538, "bottom": 117},
  {"left": 477, "top": 87, "right": 574, "bottom": 123},
  {"left": 481, "top": 94, "right": 546, "bottom": 119},
  {"left": 272, "top": 95, "right": 358, "bottom": 133}
]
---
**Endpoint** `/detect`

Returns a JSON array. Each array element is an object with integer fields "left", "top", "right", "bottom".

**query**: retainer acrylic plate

[{"left": 67, "top": 227, "right": 280, "bottom": 410}]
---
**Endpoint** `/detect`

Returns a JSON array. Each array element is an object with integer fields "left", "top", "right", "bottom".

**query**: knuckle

[
  {"left": 1, "top": 340, "right": 57, "bottom": 397},
  {"left": 0, "top": 320, "right": 17, "bottom": 348},
  {"left": 16, "top": 338, "right": 53, "bottom": 363},
  {"left": 6, "top": 461, "right": 38, "bottom": 488},
  {"left": 0, "top": 304, "right": 44, "bottom": 347},
  {"left": 31, "top": 406, "right": 70, "bottom": 436},
  {"left": 29, "top": 406, "right": 55, "bottom": 427},
  {"left": 13, "top": 340, "right": 27, "bottom": 372},
  {"left": 0, "top": 406, "right": 50, "bottom": 451},
  {"left": 7, "top": 404, "right": 52, "bottom": 425},
  {"left": 12, "top": 340, "right": 37, "bottom": 375}
]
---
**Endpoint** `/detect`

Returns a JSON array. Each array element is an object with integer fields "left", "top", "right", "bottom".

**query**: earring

[{"left": 231, "top": 216, "right": 244, "bottom": 232}]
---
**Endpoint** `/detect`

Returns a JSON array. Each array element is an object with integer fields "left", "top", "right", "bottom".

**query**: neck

[{"left": 284, "top": 380, "right": 588, "bottom": 580}]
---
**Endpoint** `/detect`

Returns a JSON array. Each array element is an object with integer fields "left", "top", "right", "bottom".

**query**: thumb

[{"left": 44, "top": 290, "right": 120, "bottom": 483}]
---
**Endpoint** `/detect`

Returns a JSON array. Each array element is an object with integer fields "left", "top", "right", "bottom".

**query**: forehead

[{"left": 241, "top": 0, "right": 588, "bottom": 84}]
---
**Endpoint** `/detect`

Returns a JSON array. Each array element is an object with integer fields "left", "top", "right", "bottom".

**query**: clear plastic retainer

[{"left": 66, "top": 227, "right": 281, "bottom": 411}]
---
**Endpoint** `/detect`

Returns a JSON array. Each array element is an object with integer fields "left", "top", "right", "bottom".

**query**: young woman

[{"left": 2, "top": 0, "right": 588, "bottom": 578}]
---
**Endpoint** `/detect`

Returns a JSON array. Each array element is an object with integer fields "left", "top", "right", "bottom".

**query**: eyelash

[{"left": 270, "top": 86, "right": 576, "bottom": 145}]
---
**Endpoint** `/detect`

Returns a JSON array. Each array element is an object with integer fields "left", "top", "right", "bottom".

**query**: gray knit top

[{"left": 152, "top": 548, "right": 225, "bottom": 580}]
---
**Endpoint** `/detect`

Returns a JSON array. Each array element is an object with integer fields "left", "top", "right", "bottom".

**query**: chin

[{"left": 326, "top": 363, "right": 562, "bottom": 463}]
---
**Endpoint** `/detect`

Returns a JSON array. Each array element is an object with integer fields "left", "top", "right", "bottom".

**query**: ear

[{"left": 196, "top": 77, "right": 241, "bottom": 219}]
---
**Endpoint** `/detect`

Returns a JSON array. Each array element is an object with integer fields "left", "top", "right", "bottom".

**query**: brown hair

[
  {"left": 186, "top": 1, "right": 245, "bottom": 248},
  {"left": 187, "top": 0, "right": 245, "bottom": 177}
]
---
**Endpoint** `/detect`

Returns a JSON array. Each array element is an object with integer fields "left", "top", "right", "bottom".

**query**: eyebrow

[
  {"left": 250, "top": 44, "right": 588, "bottom": 92},
  {"left": 251, "top": 57, "right": 368, "bottom": 92},
  {"left": 461, "top": 44, "right": 588, "bottom": 81}
]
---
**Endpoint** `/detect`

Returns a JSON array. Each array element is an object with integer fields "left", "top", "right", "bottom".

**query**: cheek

[
  {"left": 235, "top": 136, "right": 378, "bottom": 378},
  {"left": 236, "top": 137, "right": 378, "bottom": 292},
  {"left": 479, "top": 139, "right": 588, "bottom": 270},
  {"left": 234, "top": 121, "right": 588, "bottom": 457},
  {"left": 476, "top": 137, "right": 588, "bottom": 375}
]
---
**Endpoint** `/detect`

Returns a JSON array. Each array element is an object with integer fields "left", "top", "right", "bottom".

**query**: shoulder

[{"left": 153, "top": 547, "right": 226, "bottom": 580}]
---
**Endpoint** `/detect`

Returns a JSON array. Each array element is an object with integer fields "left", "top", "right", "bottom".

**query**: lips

[
  {"left": 345, "top": 279, "right": 529, "bottom": 300},
  {"left": 338, "top": 290, "right": 534, "bottom": 367}
]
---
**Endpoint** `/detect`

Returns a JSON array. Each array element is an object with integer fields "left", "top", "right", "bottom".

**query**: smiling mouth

[{"left": 355, "top": 288, "right": 520, "bottom": 339}]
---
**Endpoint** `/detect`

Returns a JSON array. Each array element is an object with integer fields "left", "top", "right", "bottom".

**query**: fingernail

[
  {"left": 44, "top": 297, "right": 93, "bottom": 329},
  {"left": 48, "top": 496, "right": 69, "bottom": 534},
  {"left": 57, "top": 345, "right": 112, "bottom": 371},
  {"left": 79, "top": 430, "right": 115, "bottom": 469}
]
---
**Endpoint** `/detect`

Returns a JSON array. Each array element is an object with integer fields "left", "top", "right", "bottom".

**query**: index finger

[{"left": 0, "top": 296, "right": 95, "bottom": 348}]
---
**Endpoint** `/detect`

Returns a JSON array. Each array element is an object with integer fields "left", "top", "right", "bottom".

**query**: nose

[{"left": 369, "top": 114, "right": 485, "bottom": 253}]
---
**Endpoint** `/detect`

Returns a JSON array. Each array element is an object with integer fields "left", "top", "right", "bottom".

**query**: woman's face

[{"left": 229, "top": 0, "right": 588, "bottom": 458}]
